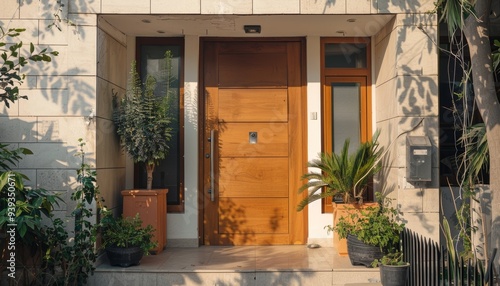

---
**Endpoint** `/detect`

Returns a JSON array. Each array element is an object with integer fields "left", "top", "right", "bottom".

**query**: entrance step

[{"left": 89, "top": 246, "right": 383, "bottom": 286}]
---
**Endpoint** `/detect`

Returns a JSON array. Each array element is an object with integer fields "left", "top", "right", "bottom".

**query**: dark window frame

[{"left": 135, "top": 37, "right": 185, "bottom": 213}]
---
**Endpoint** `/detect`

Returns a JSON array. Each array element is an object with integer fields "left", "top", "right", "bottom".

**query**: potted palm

[
  {"left": 297, "top": 131, "right": 382, "bottom": 208},
  {"left": 112, "top": 55, "right": 174, "bottom": 253},
  {"left": 332, "top": 193, "right": 405, "bottom": 267},
  {"left": 101, "top": 213, "right": 157, "bottom": 267},
  {"left": 297, "top": 132, "right": 382, "bottom": 254}
]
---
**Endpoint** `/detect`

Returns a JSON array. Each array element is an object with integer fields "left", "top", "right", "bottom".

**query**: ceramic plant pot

[
  {"left": 380, "top": 263, "right": 410, "bottom": 286},
  {"left": 346, "top": 234, "right": 384, "bottom": 267},
  {"left": 106, "top": 245, "right": 144, "bottom": 267}
]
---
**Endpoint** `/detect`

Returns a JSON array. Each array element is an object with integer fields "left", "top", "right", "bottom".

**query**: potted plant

[
  {"left": 101, "top": 213, "right": 158, "bottom": 267},
  {"left": 297, "top": 132, "right": 382, "bottom": 254},
  {"left": 112, "top": 55, "right": 175, "bottom": 253},
  {"left": 372, "top": 251, "right": 410, "bottom": 286},
  {"left": 331, "top": 193, "right": 405, "bottom": 267},
  {"left": 297, "top": 131, "right": 381, "bottom": 208}
]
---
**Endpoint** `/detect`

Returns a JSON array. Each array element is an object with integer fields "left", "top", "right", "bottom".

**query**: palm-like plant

[{"left": 297, "top": 132, "right": 382, "bottom": 211}]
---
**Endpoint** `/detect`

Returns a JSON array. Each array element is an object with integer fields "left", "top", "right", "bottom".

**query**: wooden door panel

[
  {"left": 218, "top": 53, "right": 288, "bottom": 87},
  {"left": 218, "top": 198, "right": 289, "bottom": 234},
  {"left": 219, "top": 157, "right": 288, "bottom": 198},
  {"left": 218, "top": 123, "right": 288, "bottom": 157},
  {"left": 218, "top": 89, "right": 288, "bottom": 122},
  {"left": 202, "top": 40, "right": 306, "bottom": 246}
]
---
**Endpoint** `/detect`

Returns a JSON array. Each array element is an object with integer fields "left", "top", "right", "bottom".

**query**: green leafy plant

[
  {"left": 101, "top": 213, "right": 157, "bottom": 254},
  {"left": 0, "top": 27, "right": 58, "bottom": 107},
  {"left": 0, "top": 143, "right": 31, "bottom": 189},
  {"left": 39, "top": 139, "right": 104, "bottom": 286},
  {"left": 372, "top": 251, "right": 407, "bottom": 267},
  {"left": 297, "top": 131, "right": 382, "bottom": 211},
  {"left": 0, "top": 142, "right": 61, "bottom": 245},
  {"left": 328, "top": 193, "right": 404, "bottom": 252},
  {"left": 112, "top": 54, "right": 174, "bottom": 190},
  {"left": 0, "top": 143, "right": 62, "bottom": 285}
]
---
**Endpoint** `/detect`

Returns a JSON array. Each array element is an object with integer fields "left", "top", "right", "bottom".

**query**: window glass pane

[
  {"left": 325, "top": 43, "right": 367, "bottom": 68},
  {"left": 332, "top": 82, "right": 361, "bottom": 152},
  {"left": 137, "top": 45, "right": 181, "bottom": 206}
]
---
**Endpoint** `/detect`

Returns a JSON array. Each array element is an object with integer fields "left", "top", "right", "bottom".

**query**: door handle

[{"left": 209, "top": 129, "right": 215, "bottom": 202}]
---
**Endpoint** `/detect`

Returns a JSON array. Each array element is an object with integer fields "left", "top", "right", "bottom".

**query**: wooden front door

[{"left": 201, "top": 39, "right": 306, "bottom": 245}]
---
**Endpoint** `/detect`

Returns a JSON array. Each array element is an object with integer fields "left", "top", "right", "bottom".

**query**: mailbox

[{"left": 406, "top": 136, "right": 432, "bottom": 182}]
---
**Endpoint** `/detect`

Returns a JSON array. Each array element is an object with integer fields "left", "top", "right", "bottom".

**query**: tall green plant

[
  {"left": 40, "top": 139, "right": 104, "bottom": 285},
  {"left": 434, "top": 0, "right": 500, "bottom": 268},
  {"left": 112, "top": 56, "right": 174, "bottom": 190},
  {"left": 297, "top": 132, "right": 381, "bottom": 211}
]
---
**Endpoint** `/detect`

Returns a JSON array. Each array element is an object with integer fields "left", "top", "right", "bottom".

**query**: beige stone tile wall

[
  {"left": 95, "top": 25, "right": 128, "bottom": 212},
  {"left": 0, "top": 1, "right": 99, "bottom": 225},
  {"left": 1, "top": 0, "right": 441, "bottom": 244},
  {"left": 93, "top": 0, "right": 437, "bottom": 14},
  {"left": 374, "top": 11, "right": 440, "bottom": 242}
]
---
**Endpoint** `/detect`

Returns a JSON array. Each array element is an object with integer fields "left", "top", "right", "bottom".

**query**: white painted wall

[
  {"left": 167, "top": 35, "right": 200, "bottom": 245},
  {"left": 306, "top": 36, "right": 334, "bottom": 245}
]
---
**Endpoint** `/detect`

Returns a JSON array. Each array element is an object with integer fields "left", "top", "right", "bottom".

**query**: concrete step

[{"left": 88, "top": 246, "right": 383, "bottom": 286}]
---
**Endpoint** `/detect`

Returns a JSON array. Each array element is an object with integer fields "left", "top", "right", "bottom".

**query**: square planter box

[
  {"left": 332, "top": 202, "right": 378, "bottom": 256},
  {"left": 121, "top": 189, "right": 168, "bottom": 254}
]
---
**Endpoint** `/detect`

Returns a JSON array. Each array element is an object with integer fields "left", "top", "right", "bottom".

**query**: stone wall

[
  {"left": 1, "top": 0, "right": 99, "bottom": 229},
  {"left": 374, "top": 13, "right": 440, "bottom": 241},
  {"left": 95, "top": 21, "right": 128, "bottom": 216}
]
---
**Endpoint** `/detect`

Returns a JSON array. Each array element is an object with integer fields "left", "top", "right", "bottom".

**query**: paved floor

[{"left": 89, "top": 245, "right": 382, "bottom": 286}]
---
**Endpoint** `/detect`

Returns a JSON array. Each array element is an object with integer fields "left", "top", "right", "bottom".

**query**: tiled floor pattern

[{"left": 89, "top": 245, "right": 382, "bottom": 286}]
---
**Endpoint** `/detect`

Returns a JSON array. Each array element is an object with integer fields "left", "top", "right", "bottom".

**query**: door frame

[{"left": 197, "top": 37, "right": 308, "bottom": 245}]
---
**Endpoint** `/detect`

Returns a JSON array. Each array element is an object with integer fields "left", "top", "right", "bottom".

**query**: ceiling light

[
  {"left": 347, "top": 18, "right": 356, "bottom": 23},
  {"left": 244, "top": 25, "right": 261, "bottom": 34},
  {"left": 142, "top": 19, "right": 151, "bottom": 23}
]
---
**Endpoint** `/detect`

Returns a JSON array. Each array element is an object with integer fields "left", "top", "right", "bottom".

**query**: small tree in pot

[
  {"left": 112, "top": 53, "right": 175, "bottom": 253},
  {"left": 112, "top": 59, "right": 174, "bottom": 190}
]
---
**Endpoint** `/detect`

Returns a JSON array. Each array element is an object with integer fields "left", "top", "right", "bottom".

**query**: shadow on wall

[
  {"left": 1, "top": 0, "right": 95, "bottom": 116},
  {"left": 0, "top": 118, "right": 85, "bottom": 223}
]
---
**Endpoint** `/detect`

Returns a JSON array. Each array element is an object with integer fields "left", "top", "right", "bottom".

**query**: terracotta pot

[
  {"left": 121, "top": 189, "right": 168, "bottom": 254},
  {"left": 332, "top": 202, "right": 378, "bottom": 256}
]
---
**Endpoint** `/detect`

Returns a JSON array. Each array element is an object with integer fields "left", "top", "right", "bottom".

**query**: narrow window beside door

[
  {"left": 321, "top": 37, "right": 372, "bottom": 213},
  {"left": 135, "top": 37, "right": 185, "bottom": 213}
]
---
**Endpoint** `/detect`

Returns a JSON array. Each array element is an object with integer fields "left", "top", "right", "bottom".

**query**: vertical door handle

[{"left": 209, "top": 129, "right": 215, "bottom": 202}]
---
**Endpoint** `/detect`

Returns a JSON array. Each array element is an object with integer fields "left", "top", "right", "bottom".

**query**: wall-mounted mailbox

[{"left": 406, "top": 136, "right": 432, "bottom": 182}]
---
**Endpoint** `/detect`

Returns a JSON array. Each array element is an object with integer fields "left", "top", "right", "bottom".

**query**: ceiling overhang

[{"left": 99, "top": 14, "right": 395, "bottom": 37}]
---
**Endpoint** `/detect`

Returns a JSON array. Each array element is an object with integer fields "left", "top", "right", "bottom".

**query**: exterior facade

[{"left": 0, "top": 0, "right": 440, "bottom": 248}]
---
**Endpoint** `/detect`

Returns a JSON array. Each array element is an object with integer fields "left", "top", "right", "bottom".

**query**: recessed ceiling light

[
  {"left": 157, "top": 30, "right": 165, "bottom": 34},
  {"left": 142, "top": 19, "right": 151, "bottom": 23},
  {"left": 347, "top": 18, "right": 356, "bottom": 23}
]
